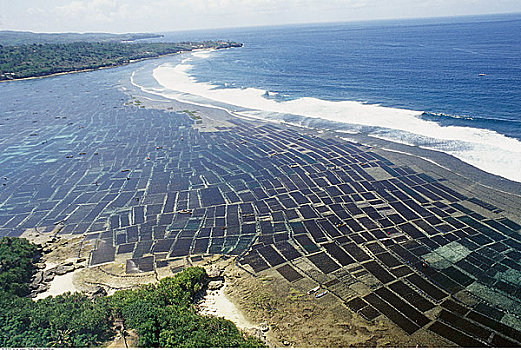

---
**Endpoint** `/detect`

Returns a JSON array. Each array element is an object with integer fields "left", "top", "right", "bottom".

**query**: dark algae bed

[
  {"left": 1, "top": 30, "right": 521, "bottom": 346},
  {"left": 0, "top": 237, "right": 263, "bottom": 348}
]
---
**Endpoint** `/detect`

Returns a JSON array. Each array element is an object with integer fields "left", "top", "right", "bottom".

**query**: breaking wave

[{"left": 132, "top": 51, "right": 521, "bottom": 183}]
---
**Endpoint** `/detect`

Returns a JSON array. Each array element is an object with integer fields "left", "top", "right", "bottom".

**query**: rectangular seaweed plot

[
  {"left": 307, "top": 252, "right": 341, "bottom": 274},
  {"left": 241, "top": 250, "right": 270, "bottom": 273},
  {"left": 199, "top": 187, "right": 225, "bottom": 207},
  {"left": 374, "top": 287, "right": 430, "bottom": 327},
  {"left": 132, "top": 240, "right": 153, "bottom": 259},
  {"left": 376, "top": 252, "right": 402, "bottom": 268},
  {"left": 467, "top": 311, "right": 521, "bottom": 343},
  {"left": 363, "top": 293, "right": 420, "bottom": 335},
  {"left": 304, "top": 220, "right": 327, "bottom": 243},
  {"left": 257, "top": 245, "right": 286, "bottom": 267},
  {"left": 342, "top": 243, "right": 371, "bottom": 262},
  {"left": 90, "top": 239, "right": 116, "bottom": 265},
  {"left": 322, "top": 242, "right": 355, "bottom": 266},
  {"left": 406, "top": 274, "right": 447, "bottom": 301},
  {"left": 388, "top": 280, "right": 435, "bottom": 312},
  {"left": 275, "top": 241, "right": 302, "bottom": 261},
  {"left": 193, "top": 238, "right": 209, "bottom": 254},
  {"left": 294, "top": 234, "right": 320, "bottom": 253},
  {"left": 276, "top": 264, "right": 304, "bottom": 282},
  {"left": 362, "top": 261, "right": 395, "bottom": 284},
  {"left": 437, "top": 310, "right": 492, "bottom": 342},
  {"left": 152, "top": 238, "right": 174, "bottom": 253},
  {"left": 230, "top": 235, "right": 254, "bottom": 255},
  {"left": 117, "top": 242, "right": 135, "bottom": 255},
  {"left": 427, "top": 321, "right": 486, "bottom": 347},
  {"left": 134, "top": 255, "right": 155, "bottom": 272},
  {"left": 170, "top": 238, "right": 192, "bottom": 257}
]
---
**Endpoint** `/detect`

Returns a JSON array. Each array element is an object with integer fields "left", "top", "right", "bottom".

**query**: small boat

[
  {"left": 308, "top": 286, "right": 320, "bottom": 294},
  {"left": 315, "top": 290, "right": 328, "bottom": 298},
  {"left": 478, "top": 73, "right": 486, "bottom": 76}
]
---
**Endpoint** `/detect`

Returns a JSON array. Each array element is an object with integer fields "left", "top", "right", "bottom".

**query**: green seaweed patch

[{"left": 179, "top": 110, "right": 203, "bottom": 123}]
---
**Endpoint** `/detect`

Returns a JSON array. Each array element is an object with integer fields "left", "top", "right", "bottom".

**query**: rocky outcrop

[
  {"left": 207, "top": 265, "right": 223, "bottom": 279},
  {"left": 208, "top": 280, "right": 224, "bottom": 290},
  {"left": 84, "top": 285, "right": 107, "bottom": 300},
  {"left": 29, "top": 258, "right": 86, "bottom": 298}
]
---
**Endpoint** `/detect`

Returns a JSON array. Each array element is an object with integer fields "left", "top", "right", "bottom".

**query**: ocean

[{"left": 131, "top": 13, "right": 521, "bottom": 183}]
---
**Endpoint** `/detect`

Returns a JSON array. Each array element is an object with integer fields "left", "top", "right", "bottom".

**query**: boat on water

[
  {"left": 315, "top": 290, "right": 328, "bottom": 298},
  {"left": 308, "top": 286, "right": 320, "bottom": 294}
]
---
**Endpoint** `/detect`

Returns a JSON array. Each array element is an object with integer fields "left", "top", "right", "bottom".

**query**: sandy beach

[
  {"left": 198, "top": 282, "right": 256, "bottom": 330},
  {"left": 34, "top": 269, "right": 79, "bottom": 300}
]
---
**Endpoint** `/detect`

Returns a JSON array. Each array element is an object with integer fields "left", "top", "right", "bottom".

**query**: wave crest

[{"left": 132, "top": 51, "right": 521, "bottom": 183}]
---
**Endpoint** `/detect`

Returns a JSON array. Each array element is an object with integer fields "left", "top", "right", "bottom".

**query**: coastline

[
  {"left": 0, "top": 51, "right": 190, "bottom": 83},
  {"left": 2, "top": 48, "right": 521, "bottom": 347},
  {"left": 146, "top": 43, "right": 521, "bottom": 184},
  {"left": 128, "top": 88, "right": 521, "bottom": 346},
  {"left": 133, "top": 87, "right": 521, "bottom": 203},
  {"left": 0, "top": 44, "right": 239, "bottom": 83}
]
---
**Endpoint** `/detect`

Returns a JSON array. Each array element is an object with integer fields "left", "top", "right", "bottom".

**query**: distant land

[
  {"left": 0, "top": 30, "right": 164, "bottom": 45},
  {"left": 0, "top": 31, "right": 242, "bottom": 81}
]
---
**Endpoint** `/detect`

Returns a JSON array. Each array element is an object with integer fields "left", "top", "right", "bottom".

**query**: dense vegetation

[
  {"left": 0, "top": 237, "right": 263, "bottom": 348},
  {"left": 110, "top": 268, "right": 263, "bottom": 347},
  {"left": 0, "top": 237, "right": 39, "bottom": 296},
  {"left": 0, "top": 30, "right": 163, "bottom": 45},
  {"left": 0, "top": 40, "right": 242, "bottom": 80},
  {"left": 0, "top": 291, "right": 114, "bottom": 347}
]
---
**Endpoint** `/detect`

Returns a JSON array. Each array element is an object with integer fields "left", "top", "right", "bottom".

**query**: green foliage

[
  {"left": 109, "top": 266, "right": 264, "bottom": 348},
  {"left": 0, "top": 30, "right": 163, "bottom": 46},
  {"left": 0, "top": 238, "right": 263, "bottom": 348},
  {"left": 0, "top": 41, "right": 242, "bottom": 80},
  {"left": 0, "top": 291, "right": 113, "bottom": 347},
  {"left": 0, "top": 237, "right": 39, "bottom": 296}
]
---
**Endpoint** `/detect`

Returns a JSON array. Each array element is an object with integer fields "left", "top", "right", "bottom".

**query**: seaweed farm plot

[{"left": 1, "top": 67, "right": 521, "bottom": 346}]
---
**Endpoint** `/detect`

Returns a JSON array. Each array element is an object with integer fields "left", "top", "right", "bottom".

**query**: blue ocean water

[
  {"left": 132, "top": 13, "right": 521, "bottom": 182},
  {"left": 159, "top": 14, "right": 521, "bottom": 137}
]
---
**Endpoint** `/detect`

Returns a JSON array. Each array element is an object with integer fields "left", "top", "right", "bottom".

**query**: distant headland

[{"left": 0, "top": 31, "right": 242, "bottom": 81}]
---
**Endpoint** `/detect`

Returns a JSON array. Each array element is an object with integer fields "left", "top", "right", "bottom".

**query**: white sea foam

[
  {"left": 133, "top": 51, "right": 521, "bottom": 183},
  {"left": 190, "top": 49, "right": 215, "bottom": 59}
]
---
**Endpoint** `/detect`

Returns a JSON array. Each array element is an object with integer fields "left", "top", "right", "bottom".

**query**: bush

[
  {"left": 0, "top": 237, "right": 39, "bottom": 296},
  {"left": 0, "top": 238, "right": 264, "bottom": 348}
]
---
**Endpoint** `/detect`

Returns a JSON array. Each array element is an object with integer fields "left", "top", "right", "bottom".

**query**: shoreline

[
  {"left": 146, "top": 56, "right": 521, "bottom": 185},
  {"left": 132, "top": 86, "right": 521, "bottom": 205},
  {"left": 0, "top": 51, "right": 189, "bottom": 83},
  {"left": 0, "top": 45, "right": 238, "bottom": 83}
]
